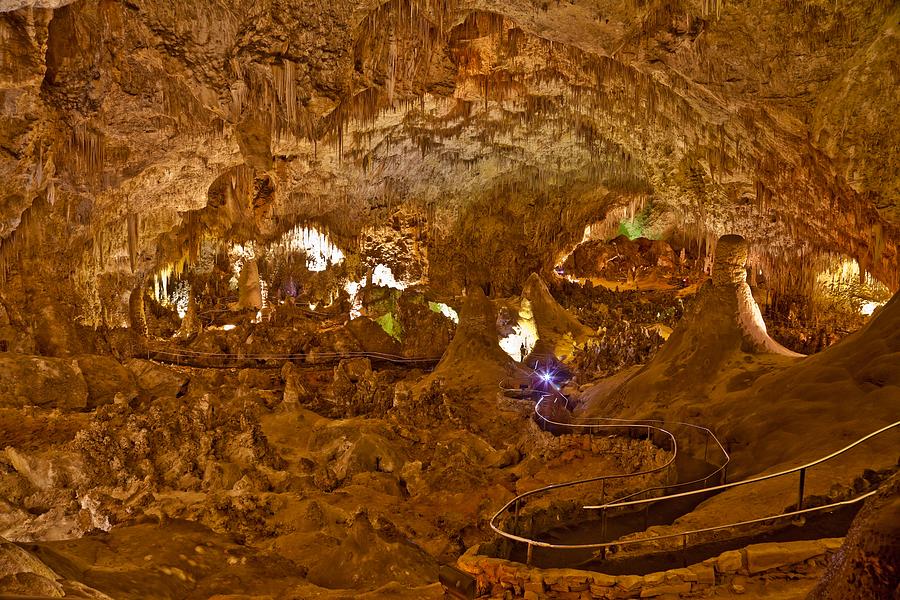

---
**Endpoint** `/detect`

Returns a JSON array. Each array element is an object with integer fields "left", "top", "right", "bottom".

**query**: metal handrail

[
  {"left": 488, "top": 376, "right": 730, "bottom": 559},
  {"left": 510, "top": 377, "right": 732, "bottom": 499},
  {"left": 586, "top": 488, "right": 880, "bottom": 548},
  {"left": 489, "top": 373, "right": 896, "bottom": 560},
  {"left": 145, "top": 345, "right": 440, "bottom": 364},
  {"left": 584, "top": 420, "right": 900, "bottom": 510}
]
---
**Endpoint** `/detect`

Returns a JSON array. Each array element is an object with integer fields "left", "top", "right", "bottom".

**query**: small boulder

[
  {"left": 76, "top": 355, "right": 138, "bottom": 408},
  {"left": 0, "top": 354, "right": 87, "bottom": 410},
  {"left": 745, "top": 540, "right": 824, "bottom": 574},
  {"left": 125, "top": 359, "right": 189, "bottom": 397}
]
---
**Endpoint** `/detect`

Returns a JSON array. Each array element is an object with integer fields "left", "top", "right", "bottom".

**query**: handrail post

[
  {"left": 798, "top": 467, "right": 806, "bottom": 510},
  {"left": 600, "top": 478, "right": 606, "bottom": 504},
  {"left": 601, "top": 508, "right": 607, "bottom": 539},
  {"left": 526, "top": 543, "right": 533, "bottom": 566},
  {"left": 513, "top": 499, "right": 520, "bottom": 534}
]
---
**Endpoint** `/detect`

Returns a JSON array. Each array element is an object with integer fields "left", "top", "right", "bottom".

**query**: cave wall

[{"left": 0, "top": 0, "right": 898, "bottom": 329}]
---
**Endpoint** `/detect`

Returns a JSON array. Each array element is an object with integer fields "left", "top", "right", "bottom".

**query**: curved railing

[
  {"left": 562, "top": 419, "right": 900, "bottom": 564},
  {"left": 490, "top": 373, "right": 898, "bottom": 565},
  {"left": 583, "top": 418, "right": 899, "bottom": 509},
  {"left": 489, "top": 375, "right": 730, "bottom": 563}
]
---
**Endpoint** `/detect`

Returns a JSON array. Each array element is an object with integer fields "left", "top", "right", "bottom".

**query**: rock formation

[
  {"left": 807, "top": 473, "right": 900, "bottom": 600},
  {"left": 0, "top": 0, "right": 897, "bottom": 597}
]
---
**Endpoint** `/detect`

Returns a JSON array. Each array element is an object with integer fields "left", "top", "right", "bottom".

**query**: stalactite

[
  {"left": 127, "top": 212, "right": 139, "bottom": 274},
  {"left": 61, "top": 122, "right": 105, "bottom": 186}
]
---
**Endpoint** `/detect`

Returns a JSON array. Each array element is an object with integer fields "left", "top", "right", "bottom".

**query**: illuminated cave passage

[{"left": 0, "top": 1, "right": 898, "bottom": 599}]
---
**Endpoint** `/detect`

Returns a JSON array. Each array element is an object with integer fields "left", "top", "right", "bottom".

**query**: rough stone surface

[
  {"left": 745, "top": 540, "right": 825, "bottom": 574},
  {"left": 640, "top": 582, "right": 692, "bottom": 597},
  {"left": 456, "top": 535, "right": 844, "bottom": 600},
  {"left": 687, "top": 563, "right": 716, "bottom": 585},
  {"left": 75, "top": 354, "right": 138, "bottom": 408},
  {"left": 716, "top": 549, "right": 745, "bottom": 574},
  {"left": 808, "top": 474, "right": 900, "bottom": 600},
  {"left": 0, "top": 354, "right": 87, "bottom": 410},
  {"left": 124, "top": 359, "right": 189, "bottom": 398}
]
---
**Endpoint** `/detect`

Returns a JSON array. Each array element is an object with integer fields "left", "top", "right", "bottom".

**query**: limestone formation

[
  {"left": 0, "top": 1, "right": 897, "bottom": 598},
  {"left": 808, "top": 474, "right": 900, "bottom": 600}
]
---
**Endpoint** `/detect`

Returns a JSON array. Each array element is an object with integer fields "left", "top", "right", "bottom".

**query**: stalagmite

[
  {"left": 712, "top": 235, "right": 803, "bottom": 357},
  {"left": 128, "top": 286, "right": 148, "bottom": 336},
  {"left": 237, "top": 259, "right": 263, "bottom": 310},
  {"left": 178, "top": 286, "right": 201, "bottom": 336},
  {"left": 0, "top": 3, "right": 898, "bottom": 597}
]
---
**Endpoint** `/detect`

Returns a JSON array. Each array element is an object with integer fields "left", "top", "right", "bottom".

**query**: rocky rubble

[
  {"left": 571, "top": 322, "right": 666, "bottom": 381},
  {"left": 562, "top": 236, "right": 684, "bottom": 285},
  {"left": 459, "top": 536, "right": 845, "bottom": 599}
]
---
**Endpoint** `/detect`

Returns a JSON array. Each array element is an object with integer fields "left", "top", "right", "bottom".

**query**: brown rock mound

[
  {"left": 430, "top": 287, "right": 515, "bottom": 386},
  {"left": 807, "top": 473, "right": 900, "bottom": 600},
  {"left": 0, "top": 354, "right": 88, "bottom": 410},
  {"left": 521, "top": 272, "right": 594, "bottom": 360},
  {"left": 304, "top": 512, "right": 437, "bottom": 590}
]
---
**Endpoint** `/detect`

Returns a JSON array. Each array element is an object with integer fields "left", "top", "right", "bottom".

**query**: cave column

[{"left": 129, "top": 286, "right": 148, "bottom": 336}]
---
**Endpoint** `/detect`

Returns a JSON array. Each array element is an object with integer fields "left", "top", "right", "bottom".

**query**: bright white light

[
  {"left": 222, "top": 324, "right": 236, "bottom": 331},
  {"left": 273, "top": 225, "right": 344, "bottom": 272},
  {"left": 371, "top": 264, "right": 408, "bottom": 290},
  {"left": 228, "top": 242, "right": 256, "bottom": 277},
  {"left": 860, "top": 301, "right": 883, "bottom": 316},
  {"left": 345, "top": 279, "right": 365, "bottom": 319},
  {"left": 309, "top": 302, "right": 318, "bottom": 311},
  {"left": 153, "top": 268, "right": 170, "bottom": 302},
  {"left": 259, "top": 280, "right": 268, "bottom": 309},
  {"left": 154, "top": 276, "right": 189, "bottom": 319},
  {"left": 428, "top": 301, "right": 459, "bottom": 324},
  {"left": 499, "top": 322, "right": 538, "bottom": 362},
  {"left": 539, "top": 372, "right": 552, "bottom": 382}
]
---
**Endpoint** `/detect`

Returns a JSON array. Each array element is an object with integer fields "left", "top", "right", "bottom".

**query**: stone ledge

[
  {"left": 745, "top": 539, "right": 839, "bottom": 574},
  {"left": 458, "top": 537, "right": 844, "bottom": 598}
]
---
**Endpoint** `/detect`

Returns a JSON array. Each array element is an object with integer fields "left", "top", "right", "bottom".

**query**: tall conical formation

[
  {"left": 713, "top": 235, "right": 803, "bottom": 357},
  {"left": 650, "top": 233, "right": 801, "bottom": 366},
  {"left": 431, "top": 286, "right": 515, "bottom": 385},
  {"left": 520, "top": 272, "right": 594, "bottom": 361},
  {"left": 582, "top": 234, "right": 804, "bottom": 416}
]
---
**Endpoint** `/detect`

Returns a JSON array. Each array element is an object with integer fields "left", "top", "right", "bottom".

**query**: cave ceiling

[{"left": 1, "top": 0, "right": 898, "bottom": 297}]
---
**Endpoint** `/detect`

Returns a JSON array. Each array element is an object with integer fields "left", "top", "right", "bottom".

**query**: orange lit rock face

[
  {"left": 1, "top": 0, "right": 899, "bottom": 322},
  {"left": 1, "top": 5, "right": 898, "bottom": 598}
]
